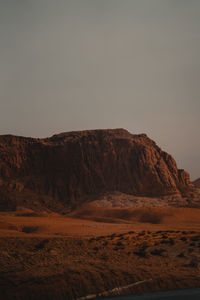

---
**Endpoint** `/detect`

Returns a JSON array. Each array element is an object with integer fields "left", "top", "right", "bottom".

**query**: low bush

[
  {"left": 21, "top": 226, "right": 39, "bottom": 233},
  {"left": 150, "top": 248, "right": 166, "bottom": 256},
  {"left": 133, "top": 247, "right": 147, "bottom": 258}
]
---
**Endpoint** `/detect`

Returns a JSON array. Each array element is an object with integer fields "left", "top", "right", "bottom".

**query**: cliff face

[{"left": 0, "top": 129, "right": 195, "bottom": 211}]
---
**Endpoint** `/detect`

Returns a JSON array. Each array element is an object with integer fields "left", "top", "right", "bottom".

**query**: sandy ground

[{"left": 1, "top": 206, "right": 200, "bottom": 237}]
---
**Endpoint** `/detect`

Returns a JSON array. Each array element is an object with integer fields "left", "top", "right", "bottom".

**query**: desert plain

[
  {"left": 0, "top": 129, "right": 200, "bottom": 299},
  {"left": 1, "top": 204, "right": 200, "bottom": 300}
]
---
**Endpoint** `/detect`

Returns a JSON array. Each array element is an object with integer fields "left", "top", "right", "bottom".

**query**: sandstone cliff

[{"left": 0, "top": 128, "right": 196, "bottom": 211}]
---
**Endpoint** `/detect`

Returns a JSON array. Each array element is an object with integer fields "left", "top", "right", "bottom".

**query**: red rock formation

[
  {"left": 0, "top": 129, "right": 196, "bottom": 211},
  {"left": 193, "top": 178, "right": 200, "bottom": 187}
]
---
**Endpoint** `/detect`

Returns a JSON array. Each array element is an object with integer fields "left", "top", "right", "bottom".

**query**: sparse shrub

[
  {"left": 138, "top": 232, "right": 145, "bottom": 237},
  {"left": 35, "top": 239, "right": 49, "bottom": 250},
  {"left": 180, "top": 237, "right": 187, "bottom": 242},
  {"left": 139, "top": 212, "right": 163, "bottom": 224},
  {"left": 103, "top": 241, "right": 108, "bottom": 246},
  {"left": 111, "top": 233, "right": 116, "bottom": 237},
  {"left": 188, "top": 259, "right": 198, "bottom": 268},
  {"left": 100, "top": 253, "right": 108, "bottom": 260},
  {"left": 177, "top": 252, "right": 185, "bottom": 258},
  {"left": 96, "top": 236, "right": 105, "bottom": 241},
  {"left": 118, "top": 233, "right": 124, "bottom": 237},
  {"left": 169, "top": 238, "right": 175, "bottom": 245},
  {"left": 21, "top": 226, "right": 39, "bottom": 233},
  {"left": 88, "top": 237, "right": 95, "bottom": 243},
  {"left": 150, "top": 248, "right": 166, "bottom": 256},
  {"left": 113, "top": 247, "right": 119, "bottom": 251},
  {"left": 190, "top": 235, "right": 200, "bottom": 241},
  {"left": 116, "top": 241, "right": 123, "bottom": 247},
  {"left": 76, "top": 240, "right": 83, "bottom": 246},
  {"left": 161, "top": 238, "right": 175, "bottom": 245},
  {"left": 110, "top": 234, "right": 116, "bottom": 240},
  {"left": 133, "top": 247, "right": 147, "bottom": 258},
  {"left": 161, "top": 234, "right": 168, "bottom": 239},
  {"left": 190, "top": 242, "right": 195, "bottom": 246}
]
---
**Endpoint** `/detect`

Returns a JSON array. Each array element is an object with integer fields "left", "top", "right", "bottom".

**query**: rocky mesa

[{"left": 0, "top": 128, "right": 198, "bottom": 211}]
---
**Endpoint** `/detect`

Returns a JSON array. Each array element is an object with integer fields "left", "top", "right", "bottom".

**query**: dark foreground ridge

[
  {"left": 0, "top": 128, "right": 198, "bottom": 211},
  {"left": 1, "top": 230, "right": 200, "bottom": 300},
  {"left": 99, "top": 288, "right": 200, "bottom": 300}
]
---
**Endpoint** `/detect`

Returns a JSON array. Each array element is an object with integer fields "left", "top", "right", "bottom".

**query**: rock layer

[{"left": 0, "top": 129, "right": 196, "bottom": 211}]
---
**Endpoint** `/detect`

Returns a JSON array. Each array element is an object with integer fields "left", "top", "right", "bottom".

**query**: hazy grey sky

[{"left": 0, "top": 0, "right": 200, "bottom": 179}]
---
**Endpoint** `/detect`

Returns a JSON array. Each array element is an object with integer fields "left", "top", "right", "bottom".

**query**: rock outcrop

[
  {"left": 0, "top": 128, "right": 197, "bottom": 211},
  {"left": 193, "top": 178, "right": 200, "bottom": 187}
]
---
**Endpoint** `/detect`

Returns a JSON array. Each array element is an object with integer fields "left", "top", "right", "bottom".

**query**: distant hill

[
  {"left": 193, "top": 178, "right": 200, "bottom": 187},
  {"left": 0, "top": 128, "right": 197, "bottom": 211}
]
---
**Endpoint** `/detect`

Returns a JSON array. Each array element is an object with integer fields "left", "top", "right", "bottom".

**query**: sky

[{"left": 0, "top": 0, "right": 200, "bottom": 180}]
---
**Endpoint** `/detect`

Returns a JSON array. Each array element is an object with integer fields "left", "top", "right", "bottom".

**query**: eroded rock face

[{"left": 0, "top": 129, "right": 196, "bottom": 210}]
